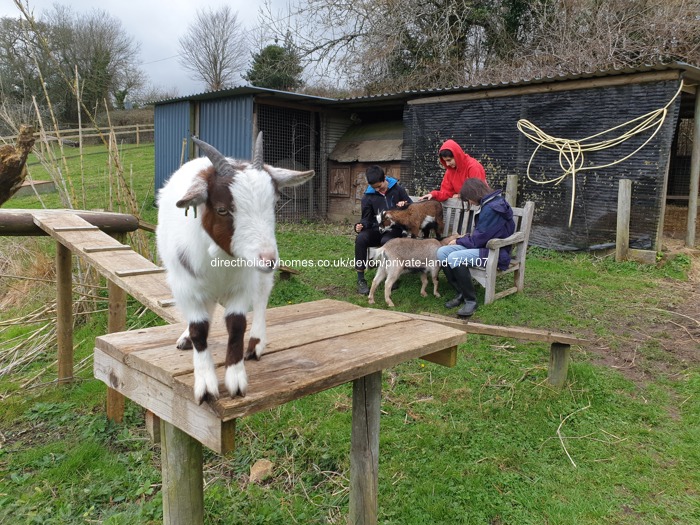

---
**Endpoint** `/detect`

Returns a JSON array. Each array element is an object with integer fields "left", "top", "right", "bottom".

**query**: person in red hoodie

[{"left": 420, "top": 139, "right": 486, "bottom": 201}]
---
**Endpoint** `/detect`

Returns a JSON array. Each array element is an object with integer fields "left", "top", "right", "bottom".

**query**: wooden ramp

[{"left": 33, "top": 212, "right": 183, "bottom": 324}]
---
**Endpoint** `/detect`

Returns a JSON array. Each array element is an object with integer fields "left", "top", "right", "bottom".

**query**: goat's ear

[
  {"left": 176, "top": 177, "right": 208, "bottom": 209},
  {"left": 267, "top": 167, "right": 315, "bottom": 188}
]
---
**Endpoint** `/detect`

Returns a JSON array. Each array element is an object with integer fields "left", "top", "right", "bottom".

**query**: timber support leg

[
  {"left": 107, "top": 279, "right": 126, "bottom": 422},
  {"left": 349, "top": 371, "right": 381, "bottom": 525},
  {"left": 56, "top": 242, "right": 73, "bottom": 383},
  {"left": 160, "top": 419, "right": 204, "bottom": 525},
  {"left": 548, "top": 342, "right": 571, "bottom": 388}
]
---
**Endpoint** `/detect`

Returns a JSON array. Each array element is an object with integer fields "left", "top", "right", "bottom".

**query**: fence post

[
  {"left": 505, "top": 174, "right": 518, "bottom": 206},
  {"left": 107, "top": 233, "right": 127, "bottom": 422},
  {"left": 56, "top": 242, "right": 73, "bottom": 383},
  {"left": 616, "top": 179, "right": 632, "bottom": 262},
  {"left": 686, "top": 91, "right": 700, "bottom": 247}
]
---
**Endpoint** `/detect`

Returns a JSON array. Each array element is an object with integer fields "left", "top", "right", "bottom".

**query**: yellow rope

[{"left": 516, "top": 80, "right": 686, "bottom": 227}]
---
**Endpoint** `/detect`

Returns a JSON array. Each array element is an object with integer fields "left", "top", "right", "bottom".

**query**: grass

[{"left": 1, "top": 142, "right": 698, "bottom": 524}]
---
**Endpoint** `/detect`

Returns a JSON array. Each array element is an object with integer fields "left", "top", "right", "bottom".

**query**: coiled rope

[{"left": 516, "top": 80, "right": 686, "bottom": 227}]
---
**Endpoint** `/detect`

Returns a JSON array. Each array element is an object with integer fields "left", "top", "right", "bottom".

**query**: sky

[{"left": 1, "top": 0, "right": 287, "bottom": 97}]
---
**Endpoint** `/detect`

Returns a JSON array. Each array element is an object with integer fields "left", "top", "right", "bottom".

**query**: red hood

[{"left": 439, "top": 139, "right": 469, "bottom": 170}]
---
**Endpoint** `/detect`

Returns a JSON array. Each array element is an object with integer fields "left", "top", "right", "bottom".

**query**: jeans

[{"left": 437, "top": 245, "right": 486, "bottom": 269}]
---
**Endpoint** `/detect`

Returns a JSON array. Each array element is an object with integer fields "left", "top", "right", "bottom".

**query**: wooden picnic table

[{"left": 94, "top": 299, "right": 467, "bottom": 525}]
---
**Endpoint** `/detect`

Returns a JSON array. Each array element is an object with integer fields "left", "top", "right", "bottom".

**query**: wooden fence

[{"left": 1, "top": 124, "right": 154, "bottom": 146}]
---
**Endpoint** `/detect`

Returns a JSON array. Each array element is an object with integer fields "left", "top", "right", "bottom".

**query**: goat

[
  {"left": 156, "top": 133, "right": 315, "bottom": 403},
  {"left": 377, "top": 200, "right": 444, "bottom": 239},
  {"left": 368, "top": 237, "right": 444, "bottom": 307}
]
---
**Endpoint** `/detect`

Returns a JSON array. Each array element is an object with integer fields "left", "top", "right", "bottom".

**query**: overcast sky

[{"left": 1, "top": 0, "right": 286, "bottom": 97}]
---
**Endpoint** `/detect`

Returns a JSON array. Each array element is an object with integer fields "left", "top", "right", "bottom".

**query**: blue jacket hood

[{"left": 365, "top": 177, "right": 399, "bottom": 195}]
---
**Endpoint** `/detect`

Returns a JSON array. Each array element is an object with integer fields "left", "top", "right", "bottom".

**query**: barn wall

[
  {"left": 402, "top": 80, "right": 682, "bottom": 250},
  {"left": 154, "top": 101, "right": 192, "bottom": 192}
]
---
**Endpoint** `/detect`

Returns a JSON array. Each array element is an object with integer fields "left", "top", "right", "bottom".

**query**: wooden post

[
  {"left": 548, "top": 343, "right": 571, "bottom": 389},
  {"left": 161, "top": 419, "right": 204, "bottom": 525},
  {"left": 136, "top": 124, "right": 140, "bottom": 146},
  {"left": 686, "top": 89, "right": 700, "bottom": 248},
  {"left": 349, "top": 371, "right": 381, "bottom": 525},
  {"left": 505, "top": 174, "right": 518, "bottom": 207},
  {"left": 107, "top": 279, "right": 127, "bottom": 422},
  {"left": 56, "top": 242, "right": 73, "bottom": 383},
  {"left": 107, "top": 232, "right": 127, "bottom": 422},
  {"left": 616, "top": 179, "right": 632, "bottom": 262}
]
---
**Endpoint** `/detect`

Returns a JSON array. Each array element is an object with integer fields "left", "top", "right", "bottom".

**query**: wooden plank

[
  {"left": 95, "top": 299, "right": 361, "bottom": 362},
  {"left": 53, "top": 225, "right": 99, "bottom": 232},
  {"left": 83, "top": 244, "right": 132, "bottom": 253},
  {"left": 404, "top": 312, "right": 586, "bottom": 345},
  {"left": 94, "top": 349, "right": 232, "bottom": 453},
  {"left": 115, "top": 267, "right": 166, "bottom": 277},
  {"left": 188, "top": 320, "right": 466, "bottom": 420},
  {"left": 124, "top": 308, "right": 411, "bottom": 387},
  {"left": 349, "top": 372, "right": 381, "bottom": 525}
]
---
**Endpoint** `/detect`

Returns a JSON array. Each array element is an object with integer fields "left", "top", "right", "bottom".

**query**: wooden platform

[{"left": 94, "top": 299, "right": 467, "bottom": 454}]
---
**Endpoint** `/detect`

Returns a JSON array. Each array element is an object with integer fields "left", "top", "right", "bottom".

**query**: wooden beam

[
  {"left": 349, "top": 372, "right": 381, "bottom": 525},
  {"left": 408, "top": 70, "right": 680, "bottom": 106},
  {"left": 107, "top": 277, "right": 127, "bottom": 423},
  {"left": 687, "top": 86, "right": 700, "bottom": 247},
  {"left": 161, "top": 420, "right": 204, "bottom": 525},
  {"left": 548, "top": 343, "right": 571, "bottom": 389},
  {"left": 616, "top": 179, "right": 632, "bottom": 262},
  {"left": 404, "top": 312, "right": 586, "bottom": 346},
  {"left": 56, "top": 242, "right": 73, "bottom": 383},
  {"left": 421, "top": 346, "right": 458, "bottom": 367},
  {"left": 0, "top": 209, "right": 138, "bottom": 236}
]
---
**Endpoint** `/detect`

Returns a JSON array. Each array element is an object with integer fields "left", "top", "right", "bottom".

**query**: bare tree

[{"left": 178, "top": 6, "right": 248, "bottom": 91}]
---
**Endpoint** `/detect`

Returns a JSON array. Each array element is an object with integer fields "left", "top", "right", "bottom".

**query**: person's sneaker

[{"left": 357, "top": 279, "right": 369, "bottom": 295}]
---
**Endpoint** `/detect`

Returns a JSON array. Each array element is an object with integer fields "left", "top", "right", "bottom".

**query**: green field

[{"left": 0, "top": 143, "right": 698, "bottom": 524}]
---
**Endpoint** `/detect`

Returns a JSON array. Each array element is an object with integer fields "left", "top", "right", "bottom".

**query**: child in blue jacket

[{"left": 438, "top": 179, "right": 515, "bottom": 316}]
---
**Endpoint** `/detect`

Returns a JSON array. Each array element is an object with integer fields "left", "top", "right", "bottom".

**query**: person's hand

[
  {"left": 396, "top": 200, "right": 408, "bottom": 208},
  {"left": 355, "top": 223, "right": 363, "bottom": 233},
  {"left": 448, "top": 238, "right": 457, "bottom": 245},
  {"left": 420, "top": 193, "right": 433, "bottom": 200}
]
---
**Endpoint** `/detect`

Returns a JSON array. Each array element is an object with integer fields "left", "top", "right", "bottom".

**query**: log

[
  {"left": 0, "top": 209, "right": 139, "bottom": 236},
  {"left": 0, "top": 125, "right": 35, "bottom": 206}
]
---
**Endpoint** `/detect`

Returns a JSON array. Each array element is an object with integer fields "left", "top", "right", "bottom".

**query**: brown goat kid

[
  {"left": 378, "top": 199, "right": 444, "bottom": 239},
  {"left": 368, "top": 236, "right": 456, "bottom": 307}
]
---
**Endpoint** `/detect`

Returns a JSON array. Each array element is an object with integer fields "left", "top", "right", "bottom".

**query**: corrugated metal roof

[{"left": 154, "top": 62, "right": 700, "bottom": 107}]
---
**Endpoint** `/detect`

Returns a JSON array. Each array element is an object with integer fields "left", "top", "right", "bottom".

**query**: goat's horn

[
  {"left": 252, "top": 131, "right": 263, "bottom": 170},
  {"left": 192, "top": 136, "right": 236, "bottom": 177}
]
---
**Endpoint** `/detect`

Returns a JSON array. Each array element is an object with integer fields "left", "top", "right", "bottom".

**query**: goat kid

[
  {"left": 368, "top": 237, "right": 446, "bottom": 307},
  {"left": 378, "top": 199, "right": 444, "bottom": 239},
  {"left": 156, "top": 133, "right": 315, "bottom": 403}
]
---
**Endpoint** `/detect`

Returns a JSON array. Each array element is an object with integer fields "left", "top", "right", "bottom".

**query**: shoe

[
  {"left": 456, "top": 300, "right": 478, "bottom": 317},
  {"left": 357, "top": 279, "right": 369, "bottom": 295},
  {"left": 444, "top": 294, "right": 464, "bottom": 309}
]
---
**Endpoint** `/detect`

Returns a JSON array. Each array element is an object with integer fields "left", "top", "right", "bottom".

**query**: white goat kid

[{"left": 156, "top": 133, "right": 314, "bottom": 404}]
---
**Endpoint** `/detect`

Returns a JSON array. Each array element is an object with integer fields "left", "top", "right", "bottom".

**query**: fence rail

[{"left": 0, "top": 124, "right": 154, "bottom": 144}]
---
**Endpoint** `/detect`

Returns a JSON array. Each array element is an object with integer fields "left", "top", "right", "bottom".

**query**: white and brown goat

[
  {"left": 368, "top": 237, "right": 448, "bottom": 307},
  {"left": 156, "top": 133, "right": 314, "bottom": 403},
  {"left": 378, "top": 199, "right": 444, "bottom": 239}
]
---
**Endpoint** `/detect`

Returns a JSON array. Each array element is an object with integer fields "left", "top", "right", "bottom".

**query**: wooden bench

[
  {"left": 416, "top": 196, "right": 536, "bottom": 305},
  {"left": 94, "top": 299, "right": 466, "bottom": 525}
]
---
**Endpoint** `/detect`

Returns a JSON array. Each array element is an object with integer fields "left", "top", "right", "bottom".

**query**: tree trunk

[{"left": 0, "top": 126, "right": 36, "bottom": 206}]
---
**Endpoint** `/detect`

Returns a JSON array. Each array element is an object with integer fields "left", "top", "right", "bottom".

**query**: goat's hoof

[
  {"left": 420, "top": 291, "right": 428, "bottom": 297},
  {"left": 245, "top": 337, "right": 263, "bottom": 360},
  {"left": 368, "top": 298, "right": 375, "bottom": 304},
  {"left": 435, "top": 292, "right": 441, "bottom": 298},
  {"left": 225, "top": 362, "right": 248, "bottom": 398},
  {"left": 176, "top": 337, "right": 193, "bottom": 350},
  {"left": 387, "top": 301, "right": 395, "bottom": 308}
]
